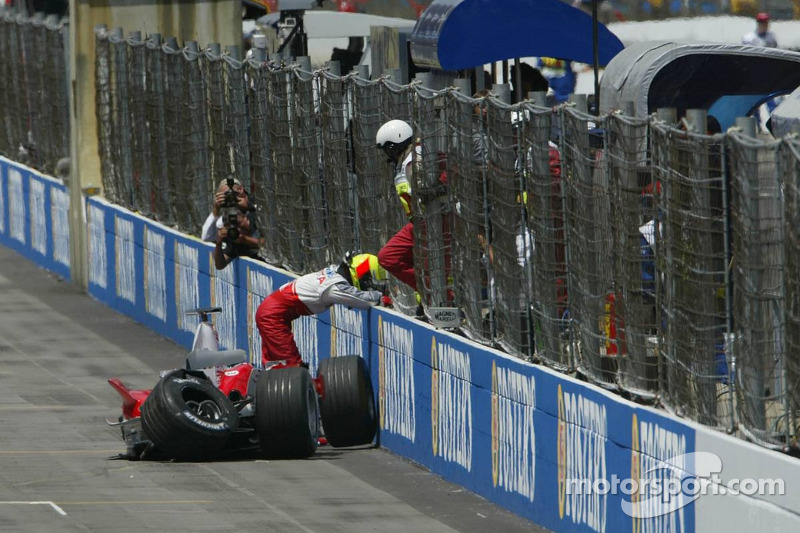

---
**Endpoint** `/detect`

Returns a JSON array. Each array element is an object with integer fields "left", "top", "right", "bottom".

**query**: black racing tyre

[
  {"left": 256, "top": 367, "right": 319, "bottom": 459},
  {"left": 140, "top": 370, "right": 239, "bottom": 461},
  {"left": 318, "top": 355, "right": 377, "bottom": 447}
]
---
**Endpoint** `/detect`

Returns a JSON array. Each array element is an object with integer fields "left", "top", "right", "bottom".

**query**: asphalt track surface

[{"left": 0, "top": 245, "right": 549, "bottom": 533}]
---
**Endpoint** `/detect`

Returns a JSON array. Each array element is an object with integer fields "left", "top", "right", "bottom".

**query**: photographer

[
  {"left": 201, "top": 177, "right": 251, "bottom": 243},
  {"left": 214, "top": 210, "right": 264, "bottom": 270},
  {"left": 203, "top": 177, "right": 264, "bottom": 270}
]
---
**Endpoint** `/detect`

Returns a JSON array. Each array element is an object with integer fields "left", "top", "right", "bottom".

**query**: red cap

[{"left": 756, "top": 12, "right": 770, "bottom": 22}]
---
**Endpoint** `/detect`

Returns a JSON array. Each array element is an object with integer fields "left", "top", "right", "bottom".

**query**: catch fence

[
  {"left": 88, "top": 28, "right": 800, "bottom": 453},
  {"left": 3, "top": 19, "right": 799, "bottom": 454},
  {"left": 0, "top": 11, "right": 69, "bottom": 176}
]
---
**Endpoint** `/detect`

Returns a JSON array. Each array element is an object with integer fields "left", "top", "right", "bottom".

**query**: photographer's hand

[
  {"left": 214, "top": 229, "right": 232, "bottom": 270},
  {"left": 212, "top": 191, "right": 226, "bottom": 217}
]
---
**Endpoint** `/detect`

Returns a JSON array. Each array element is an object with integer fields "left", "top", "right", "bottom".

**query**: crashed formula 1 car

[{"left": 107, "top": 307, "right": 376, "bottom": 461}]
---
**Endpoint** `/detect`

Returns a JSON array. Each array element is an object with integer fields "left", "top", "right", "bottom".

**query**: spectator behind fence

[
  {"left": 202, "top": 177, "right": 264, "bottom": 270},
  {"left": 536, "top": 57, "right": 576, "bottom": 104},
  {"left": 471, "top": 89, "right": 488, "bottom": 163},
  {"left": 375, "top": 119, "right": 420, "bottom": 292},
  {"left": 255, "top": 252, "right": 386, "bottom": 367},
  {"left": 742, "top": 12, "right": 778, "bottom": 48}
]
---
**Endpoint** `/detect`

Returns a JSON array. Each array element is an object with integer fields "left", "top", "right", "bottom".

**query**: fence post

[
  {"left": 296, "top": 55, "right": 312, "bottom": 78},
  {"left": 474, "top": 66, "right": 485, "bottom": 91},
  {"left": 735, "top": 116, "right": 757, "bottom": 138},
  {"left": 454, "top": 77, "right": 470, "bottom": 95},
  {"left": 327, "top": 60, "right": 340, "bottom": 76},
  {"left": 569, "top": 93, "right": 588, "bottom": 114},
  {"left": 656, "top": 107, "right": 677, "bottom": 126},
  {"left": 685, "top": 108, "right": 707, "bottom": 133},
  {"left": 414, "top": 71, "right": 432, "bottom": 88},
  {"left": 492, "top": 83, "right": 510, "bottom": 104},
  {"left": 529, "top": 91, "right": 546, "bottom": 107},
  {"left": 385, "top": 68, "right": 401, "bottom": 84},
  {"left": 252, "top": 34, "right": 267, "bottom": 62},
  {"left": 353, "top": 64, "right": 369, "bottom": 79}
]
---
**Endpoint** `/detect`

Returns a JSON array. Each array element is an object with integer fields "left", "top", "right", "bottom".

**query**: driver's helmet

[
  {"left": 376, "top": 119, "right": 413, "bottom": 162},
  {"left": 347, "top": 253, "right": 387, "bottom": 291}
]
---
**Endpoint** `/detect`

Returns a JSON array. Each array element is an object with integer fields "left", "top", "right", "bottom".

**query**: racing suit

[
  {"left": 378, "top": 145, "right": 419, "bottom": 290},
  {"left": 255, "top": 264, "right": 382, "bottom": 366}
]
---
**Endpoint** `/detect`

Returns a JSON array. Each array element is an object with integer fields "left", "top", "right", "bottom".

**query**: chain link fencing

[{"left": 0, "top": 12, "right": 70, "bottom": 177}]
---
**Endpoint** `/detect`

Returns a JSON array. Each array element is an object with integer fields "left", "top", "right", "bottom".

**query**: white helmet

[{"left": 376, "top": 119, "right": 413, "bottom": 162}]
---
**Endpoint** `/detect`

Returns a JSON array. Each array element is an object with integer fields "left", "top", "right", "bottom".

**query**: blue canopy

[{"left": 409, "top": 0, "right": 624, "bottom": 71}]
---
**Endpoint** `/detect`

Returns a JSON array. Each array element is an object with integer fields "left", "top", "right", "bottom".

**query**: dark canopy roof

[
  {"left": 409, "top": 0, "right": 624, "bottom": 71},
  {"left": 599, "top": 41, "right": 800, "bottom": 129}
]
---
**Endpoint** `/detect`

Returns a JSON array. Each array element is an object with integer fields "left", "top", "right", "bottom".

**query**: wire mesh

[
  {"left": 247, "top": 61, "right": 280, "bottom": 265},
  {"left": 379, "top": 82, "right": 417, "bottom": 316},
  {"left": 411, "top": 86, "right": 452, "bottom": 312},
  {"left": 729, "top": 131, "right": 791, "bottom": 447},
  {"left": 265, "top": 66, "right": 304, "bottom": 271},
  {"left": 111, "top": 33, "right": 134, "bottom": 210},
  {"left": 783, "top": 138, "right": 800, "bottom": 448},
  {"left": 144, "top": 36, "right": 172, "bottom": 226},
  {"left": 562, "top": 107, "right": 615, "bottom": 388},
  {"left": 203, "top": 50, "right": 230, "bottom": 184},
  {"left": 83, "top": 34, "right": 800, "bottom": 454},
  {"left": 653, "top": 121, "right": 729, "bottom": 428},
  {"left": 0, "top": 15, "right": 15, "bottom": 157},
  {"left": 163, "top": 42, "right": 188, "bottom": 229},
  {"left": 0, "top": 13, "right": 68, "bottom": 172},
  {"left": 183, "top": 45, "right": 212, "bottom": 235},
  {"left": 21, "top": 19, "right": 43, "bottom": 169},
  {"left": 95, "top": 29, "right": 118, "bottom": 204},
  {"left": 291, "top": 68, "right": 328, "bottom": 271},
  {"left": 351, "top": 79, "right": 389, "bottom": 258},
  {"left": 42, "top": 18, "right": 69, "bottom": 174},
  {"left": 607, "top": 112, "right": 659, "bottom": 397},
  {"left": 486, "top": 98, "right": 529, "bottom": 357},
  {"left": 319, "top": 71, "right": 355, "bottom": 261},
  {"left": 127, "top": 36, "right": 152, "bottom": 216},
  {"left": 447, "top": 91, "right": 491, "bottom": 342},
  {"left": 521, "top": 103, "right": 570, "bottom": 369},
  {"left": 226, "top": 53, "right": 250, "bottom": 190}
]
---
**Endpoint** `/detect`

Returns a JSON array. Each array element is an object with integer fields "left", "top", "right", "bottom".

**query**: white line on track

[{"left": 0, "top": 501, "right": 67, "bottom": 516}]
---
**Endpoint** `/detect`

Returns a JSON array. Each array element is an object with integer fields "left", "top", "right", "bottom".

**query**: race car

[{"left": 107, "top": 320, "right": 376, "bottom": 461}]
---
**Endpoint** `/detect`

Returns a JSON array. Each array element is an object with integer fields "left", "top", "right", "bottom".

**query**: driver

[{"left": 255, "top": 253, "right": 387, "bottom": 367}]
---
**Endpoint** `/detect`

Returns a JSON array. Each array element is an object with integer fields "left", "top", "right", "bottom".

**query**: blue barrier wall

[
  {"left": 3, "top": 158, "right": 798, "bottom": 533},
  {"left": 0, "top": 157, "right": 70, "bottom": 281}
]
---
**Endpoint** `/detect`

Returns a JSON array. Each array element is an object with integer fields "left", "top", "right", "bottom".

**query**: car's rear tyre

[
  {"left": 141, "top": 370, "right": 239, "bottom": 461},
  {"left": 256, "top": 367, "right": 319, "bottom": 459},
  {"left": 318, "top": 355, "right": 377, "bottom": 447}
]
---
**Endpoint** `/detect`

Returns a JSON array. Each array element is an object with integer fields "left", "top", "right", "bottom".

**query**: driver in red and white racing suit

[{"left": 255, "top": 253, "right": 387, "bottom": 367}]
